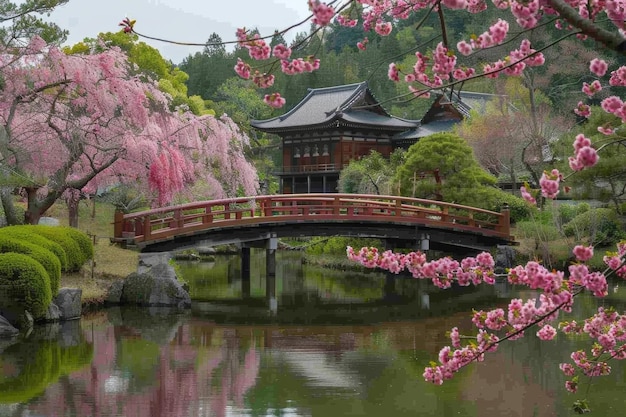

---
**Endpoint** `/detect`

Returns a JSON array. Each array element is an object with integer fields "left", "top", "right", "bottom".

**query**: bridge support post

[
  {"left": 266, "top": 236, "right": 278, "bottom": 314},
  {"left": 241, "top": 246, "right": 251, "bottom": 298},
  {"left": 419, "top": 233, "right": 430, "bottom": 251}
]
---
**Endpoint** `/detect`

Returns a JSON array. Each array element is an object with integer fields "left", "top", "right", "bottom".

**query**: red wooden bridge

[{"left": 113, "top": 194, "right": 514, "bottom": 253}]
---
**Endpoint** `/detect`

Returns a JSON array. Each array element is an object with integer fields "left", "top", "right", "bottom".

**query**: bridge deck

[{"left": 113, "top": 194, "right": 513, "bottom": 251}]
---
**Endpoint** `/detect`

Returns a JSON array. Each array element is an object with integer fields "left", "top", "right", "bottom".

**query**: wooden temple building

[{"left": 251, "top": 82, "right": 487, "bottom": 194}]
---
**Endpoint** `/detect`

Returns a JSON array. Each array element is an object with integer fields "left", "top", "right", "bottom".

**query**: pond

[{"left": 1, "top": 250, "right": 625, "bottom": 417}]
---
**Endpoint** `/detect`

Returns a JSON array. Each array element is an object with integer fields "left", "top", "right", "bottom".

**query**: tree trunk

[
  {"left": 23, "top": 186, "right": 57, "bottom": 225},
  {"left": 0, "top": 187, "right": 20, "bottom": 225},
  {"left": 67, "top": 197, "right": 79, "bottom": 228}
]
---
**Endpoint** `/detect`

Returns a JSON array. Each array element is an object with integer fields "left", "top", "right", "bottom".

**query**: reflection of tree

[
  {"left": 25, "top": 318, "right": 261, "bottom": 417},
  {"left": 0, "top": 338, "right": 93, "bottom": 404}
]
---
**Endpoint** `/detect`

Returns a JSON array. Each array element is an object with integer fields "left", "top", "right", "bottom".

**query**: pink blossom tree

[{"left": 0, "top": 37, "right": 258, "bottom": 225}]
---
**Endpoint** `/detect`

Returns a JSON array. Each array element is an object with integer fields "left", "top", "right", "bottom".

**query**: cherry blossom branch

[{"left": 547, "top": 0, "right": 626, "bottom": 54}]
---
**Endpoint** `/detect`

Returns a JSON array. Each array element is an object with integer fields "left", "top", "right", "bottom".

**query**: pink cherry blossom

[
  {"left": 263, "top": 93, "right": 286, "bottom": 109},
  {"left": 272, "top": 44, "right": 292, "bottom": 60},
  {"left": 573, "top": 245, "right": 594, "bottom": 262},
  {"left": 520, "top": 186, "right": 536, "bottom": 205},
  {"left": 590, "top": 58, "right": 608, "bottom": 76},
  {"left": 537, "top": 325, "right": 557, "bottom": 340},
  {"left": 308, "top": 0, "right": 335, "bottom": 26}
]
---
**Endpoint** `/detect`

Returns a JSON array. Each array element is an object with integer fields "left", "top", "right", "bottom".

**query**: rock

[
  {"left": 121, "top": 262, "right": 191, "bottom": 309},
  {"left": 105, "top": 280, "right": 124, "bottom": 305},
  {"left": 0, "top": 315, "right": 18, "bottom": 338},
  {"left": 0, "top": 299, "right": 33, "bottom": 331},
  {"left": 138, "top": 252, "right": 172, "bottom": 273},
  {"left": 196, "top": 246, "right": 217, "bottom": 256},
  {"left": 495, "top": 245, "right": 517, "bottom": 274},
  {"left": 54, "top": 288, "right": 82, "bottom": 320},
  {"left": 43, "top": 302, "right": 61, "bottom": 322},
  {"left": 38, "top": 216, "right": 60, "bottom": 226}
]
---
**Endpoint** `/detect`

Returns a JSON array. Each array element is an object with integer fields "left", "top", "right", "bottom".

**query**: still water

[{"left": 1, "top": 251, "right": 626, "bottom": 417}]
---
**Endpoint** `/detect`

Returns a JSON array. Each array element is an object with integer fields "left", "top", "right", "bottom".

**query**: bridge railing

[{"left": 113, "top": 194, "right": 511, "bottom": 245}]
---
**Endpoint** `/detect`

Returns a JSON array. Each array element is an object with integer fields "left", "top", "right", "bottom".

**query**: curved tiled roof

[{"left": 251, "top": 82, "right": 419, "bottom": 133}]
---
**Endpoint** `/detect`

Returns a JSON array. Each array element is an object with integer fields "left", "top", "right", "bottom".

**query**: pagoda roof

[{"left": 251, "top": 82, "right": 418, "bottom": 133}]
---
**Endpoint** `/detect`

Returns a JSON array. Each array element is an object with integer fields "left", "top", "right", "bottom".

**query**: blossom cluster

[
  {"left": 347, "top": 241, "right": 626, "bottom": 390},
  {"left": 232, "top": 27, "right": 321, "bottom": 107}
]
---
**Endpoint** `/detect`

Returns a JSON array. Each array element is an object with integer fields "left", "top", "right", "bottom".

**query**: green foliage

[
  {"left": 0, "top": 252, "right": 52, "bottom": 319},
  {"left": 26, "top": 225, "right": 86, "bottom": 272},
  {"left": 563, "top": 208, "right": 625, "bottom": 245},
  {"left": 0, "top": 236, "right": 61, "bottom": 294},
  {"left": 99, "top": 184, "right": 148, "bottom": 214},
  {"left": 472, "top": 188, "right": 534, "bottom": 223},
  {"left": 555, "top": 202, "right": 590, "bottom": 227},
  {"left": 396, "top": 132, "right": 497, "bottom": 206},
  {"left": 306, "top": 237, "right": 383, "bottom": 256},
  {"left": 514, "top": 220, "right": 562, "bottom": 241},
  {"left": 554, "top": 109, "right": 626, "bottom": 211},
  {"left": 0, "top": 0, "right": 69, "bottom": 47},
  {"left": 339, "top": 149, "right": 405, "bottom": 195},
  {"left": 63, "top": 227, "right": 94, "bottom": 262},
  {"left": 0, "top": 226, "right": 68, "bottom": 271}
]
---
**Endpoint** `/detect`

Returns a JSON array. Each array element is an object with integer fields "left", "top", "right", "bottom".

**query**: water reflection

[{"left": 1, "top": 253, "right": 626, "bottom": 416}]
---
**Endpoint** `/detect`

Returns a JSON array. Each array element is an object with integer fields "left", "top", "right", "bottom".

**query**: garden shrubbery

[
  {"left": 563, "top": 207, "right": 625, "bottom": 246},
  {"left": 0, "top": 226, "right": 68, "bottom": 271},
  {"left": 25, "top": 225, "right": 90, "bottom": 272},
  {"left": 0, "top": 236, "right": 61, "bottom": 294},
  {"left": 0, "top": 225, "right": 94, "bottom": 323},
  {"left": 0, "top": 252, "right": 52, "bottom": 319}
]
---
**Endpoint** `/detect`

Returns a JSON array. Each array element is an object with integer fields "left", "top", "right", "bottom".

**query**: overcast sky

[{"left": 49, "top": 0, "right": 312, "bottom": 64}]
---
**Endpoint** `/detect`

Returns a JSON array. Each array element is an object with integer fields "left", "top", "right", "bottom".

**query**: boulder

[
  {"left": 495, "top": 245, "right": 517, "bottom": 274},
  {"left": 121, "top": 262, "right": 191, "bottom": 309},
  {"left": 0, "top": 315, "right": 18, "bottom": 338},
  {"left": 54, "top": 288, "right": 82, "bottom": 320},
  {"left": 138, "top": 252, "right": 172, "bottom": 274},
  {"left": 0, "top": 299, "right": 33, "bottom": 331},
  {"left": 105, "top": 280, "right": 124, "bottom": 305}
]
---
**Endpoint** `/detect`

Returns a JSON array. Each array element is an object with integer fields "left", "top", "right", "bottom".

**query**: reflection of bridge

[{"left": 113, "top": 193, "right": 514, "bottom": 253}]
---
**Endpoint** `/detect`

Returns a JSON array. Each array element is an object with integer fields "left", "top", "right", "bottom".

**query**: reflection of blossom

[{"left": 233, "top": 348, "right": 260, "bottom": 406}]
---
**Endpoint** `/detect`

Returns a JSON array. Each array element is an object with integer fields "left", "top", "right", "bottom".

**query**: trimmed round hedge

[
  {"left": 0, "top": 226, "right": 68, "bottom": 271},
  {"left": 0, "top": 252, "right": 52, "bottom": 319},
  {"left": 0, "top": 236, "right": 61, "bottom": 294},
  {"left": 25, "top": 225, "right": 86, "bottom": 272},
  {"left": 62, "top": 226, "right": 94, "bottom": 262}
]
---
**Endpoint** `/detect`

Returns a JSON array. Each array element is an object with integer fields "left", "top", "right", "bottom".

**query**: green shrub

[
  {"left": 306, "top": 237, "right": 383, "bottom": 256},
  {"left": 514, "top": 220, "right": 562, "bottom": 241},
  {"left": 576, "top": 202, "right": 591, "bottom": 216},
  {"left": 62, "top": 227, "right": 94, "bottom": 262},
  {"left": 556, "top": 203, "right": 579, "bottom": 225},
  {"left": 0, "top": 252, "right": 52, "bottom": 319},
  {"left": 563, "top": 208, "right": 625, "bottom": 245},
  {"left": 0, "top": 236, "right": 61, "bottom": 294},
  {"left": 26, "top": 225, "right": 85, "bottom": 272},
  {"left": 0, "top": 226, "right": 68, "bottom": 271},
  {"left": 489, "top": 190, "right": 535, "bottom": 223}
]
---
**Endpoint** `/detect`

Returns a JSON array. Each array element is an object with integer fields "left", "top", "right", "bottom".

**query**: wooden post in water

[
  {"left": 241, "top": 246, "right": 251, "bottom": 298},
  {"left": 266, "top": 236, "right": 278, "bottom": 314}
]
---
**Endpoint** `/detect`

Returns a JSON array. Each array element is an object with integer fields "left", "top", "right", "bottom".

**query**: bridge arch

[{"left": 113, "top": 194, "right": 515, "bottom": 254}]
